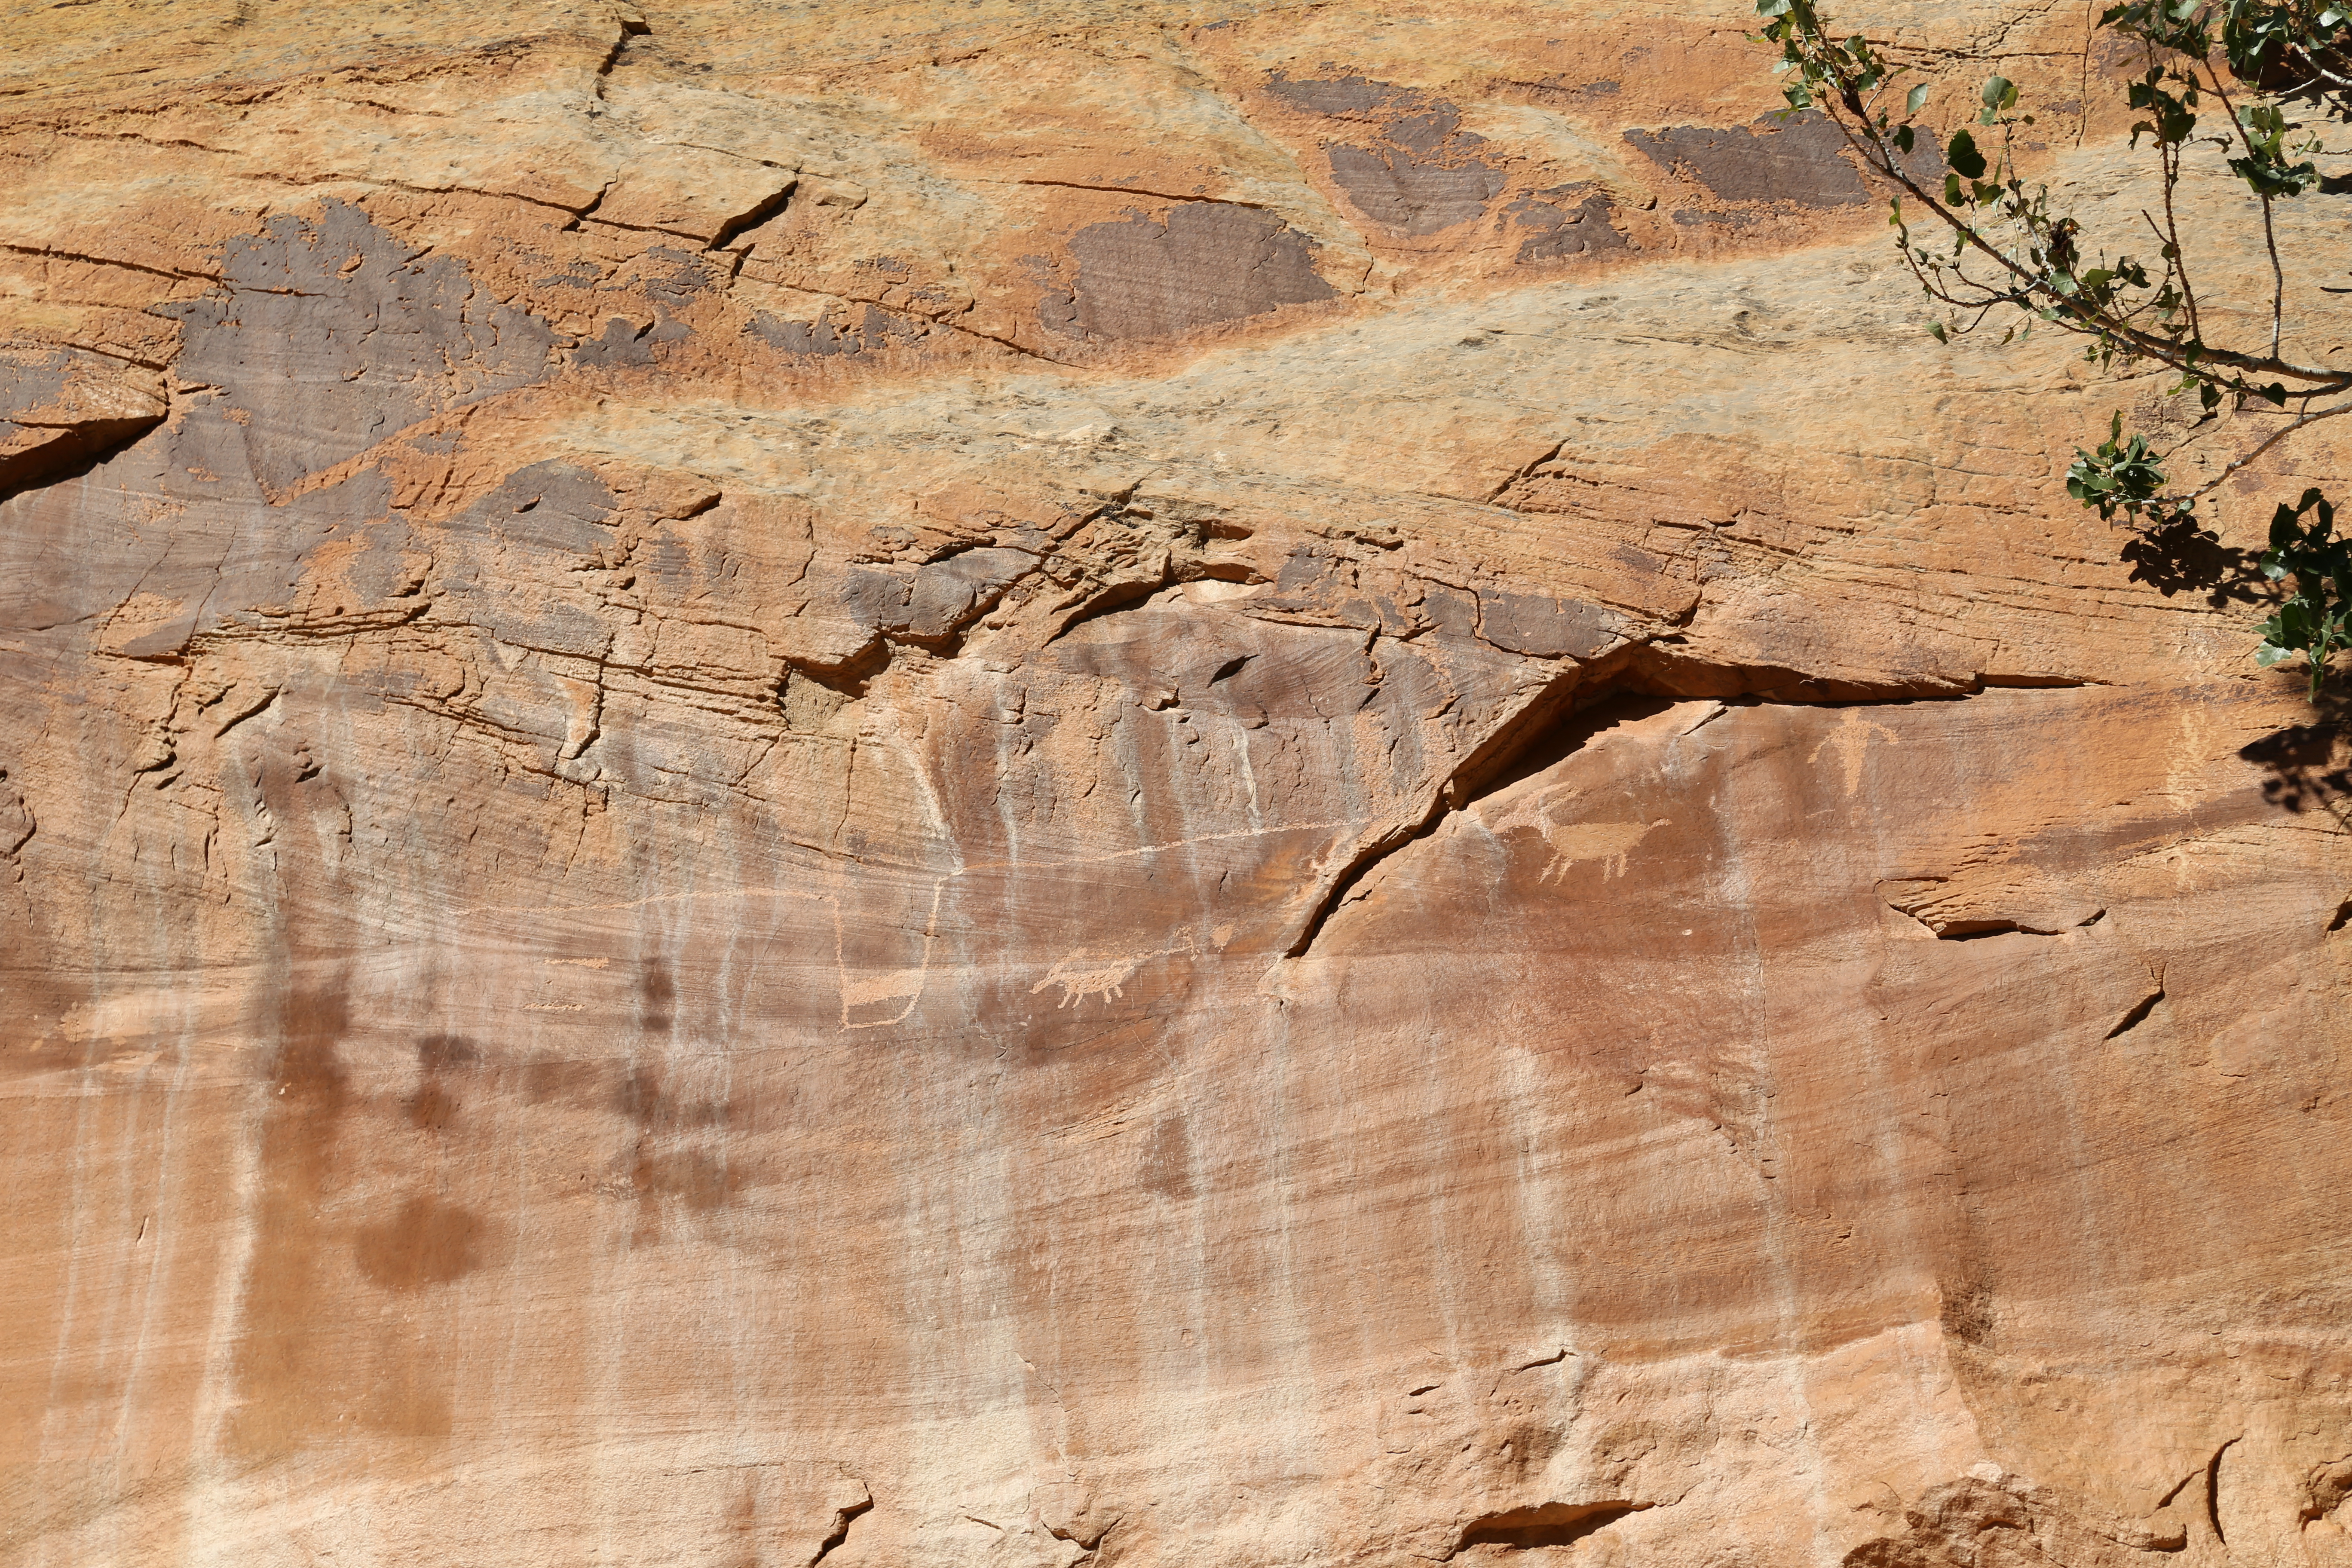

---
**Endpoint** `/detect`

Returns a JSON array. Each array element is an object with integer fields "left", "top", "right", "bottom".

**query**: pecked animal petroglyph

[
  {"left": 1535, "top": 815, "right": 1669, "bottom": 882},
  {"left": 1029, "top": 934, "right": 1205, "bottom": 1010}
]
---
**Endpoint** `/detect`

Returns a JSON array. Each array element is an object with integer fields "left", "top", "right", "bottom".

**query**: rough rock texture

[{"left": 4, "top": 1, "right": 2350, "bottom": 1566}]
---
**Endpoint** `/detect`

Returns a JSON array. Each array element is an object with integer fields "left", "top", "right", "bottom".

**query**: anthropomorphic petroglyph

[{"left": 1808, "top": 708, "right": 1901, "bottom": 796}]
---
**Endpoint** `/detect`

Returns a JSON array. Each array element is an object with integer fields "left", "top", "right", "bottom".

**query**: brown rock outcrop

[{"left": 3, "top": 1, "right": 2349, "bottom": 1565}]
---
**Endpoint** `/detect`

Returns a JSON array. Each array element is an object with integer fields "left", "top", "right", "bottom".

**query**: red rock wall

[{"left": 5, "top": 1, "right": 2350, "bottom": 1565}]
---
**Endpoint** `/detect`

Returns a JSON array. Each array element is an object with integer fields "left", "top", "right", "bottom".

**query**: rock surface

[{"left": 4, "top": 1, "right": 2350, "bottom": 1565}]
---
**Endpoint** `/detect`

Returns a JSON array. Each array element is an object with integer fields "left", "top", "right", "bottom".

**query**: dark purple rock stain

[
  {"left": 748, "top": 303, "right": 928, "bottom": 357},
  {"left": 576, "top": 314, "right": 694, "bottom": 368},
  {"left": 1326, "top": 144, "right": 1505, "bottom": 235},
  {"left": 1476, "top": 588, "right": 1620, "bottom": 660},
  {"left": 159, "top": 198, "right": 556, "bottom": 495},
  {"left": 1040, "top": 202, "right": 1335, "bottom": 342},
  {"left": 842, "top": 546, "right": 1038, "bottom": 646},
  {"left": 1626, "top": 112, "right": 1889, "bottom": 207},
  {"left": 1507, "top": 183, "right": 1627, "bottom": 264},
  {"left": 1268, "top": 74, "right": 1506, "bottom": 236},
  {"left": 1264, "top": 71, "right": 1421, "bottom": 118},
  {"left": 2, "top": 200, "right": 564, "bottom": 658},
  {"left": 433, "top": 462, "right": 622, "bottom": 660}
]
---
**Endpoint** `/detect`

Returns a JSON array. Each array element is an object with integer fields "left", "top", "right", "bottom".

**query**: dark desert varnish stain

[
  {"left": 638, "top": 955, "right": 676, "bottom": 1033},
  {"left": 627, "top": 1148, "right": 738, "bottom": 1214},
  {"left": 223, "top": 983, "right": 355, "bottom": 1457},
  {"left": 614, "top": 1060, "right": 729, "bottom": 1130},
  {"left": 405, "top": 1031, "right": 479, "bottom": 1131},
  {"left": 354, "top": 1193, "right": 487, "bottom": 1290},
  {"left": 227, "top": 987, "right": 493, "bottom": 1452},
  {"left": 1039, "top": 202, "right": 1335, "bottom": 341},
  {"left": 1264, "top": 72, "right": 1505, "bottom": 236},
  {"left": 1140, "top": 1114, "right": 1196, "bottom": 1202},
  {"left": 1624, "top": 116, "right": 1866, "bottom": 205}
]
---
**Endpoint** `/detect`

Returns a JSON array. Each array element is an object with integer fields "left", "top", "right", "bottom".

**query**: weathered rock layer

[{"left": 5, "top": 1, "right": 2350, "bottom": 1565}]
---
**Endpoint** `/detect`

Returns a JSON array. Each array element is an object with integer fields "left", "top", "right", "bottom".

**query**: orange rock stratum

[{"left": 4, "top": 1, "right": 2350, "bottom": 1565}]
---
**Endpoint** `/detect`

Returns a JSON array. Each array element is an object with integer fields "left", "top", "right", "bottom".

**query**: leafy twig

[{"left": 1753, "top": 0, "right": 2352, "bottom": 698}]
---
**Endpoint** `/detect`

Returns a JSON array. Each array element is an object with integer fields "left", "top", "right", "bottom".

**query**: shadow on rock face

[
  {"left": 2119, "top": 512, "right": 2264, "bottom": 606},
  {"left": 2239, "top": 697, "right": 2351, "bottom": 822},
  {"left": 1455, "top": 1500, "right": 1651, "bottom": 1553}
]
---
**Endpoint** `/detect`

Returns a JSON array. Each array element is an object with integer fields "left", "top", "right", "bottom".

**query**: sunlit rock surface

[{"left": 5, "top": 1, "right": 2350, "bottom": 1565}]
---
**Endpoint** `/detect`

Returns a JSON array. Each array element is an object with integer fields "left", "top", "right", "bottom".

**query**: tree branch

[
  {"left": 2199, "top": 63, "right": 2290, "bottom": 359},
  {"left": 1822, "top": 77, "right": 2347, "bottom": 388}
]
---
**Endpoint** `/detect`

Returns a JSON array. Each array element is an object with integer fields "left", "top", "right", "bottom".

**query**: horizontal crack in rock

[
  {"left": 1285, "top": 643, "right": 2088, "bottom": 958},
  {"left": 1450, "top": 1499, "right": 1654, "bottom": 1556}
]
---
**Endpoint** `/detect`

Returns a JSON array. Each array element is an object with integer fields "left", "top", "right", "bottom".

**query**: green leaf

[
  {"left": 2257, "top": 643, "right": 2291, "bottom": 667},
  {"left": 1928, "top": 321, "right": 1949, "bottom": 342},
  {"left": 1947, "top": 128, "right": 1988, "bottom": 179},
  {"left": 1895, "top": 123, "right": 1914, "bottom": 153},
  {"left": 1906, "top": 82, "right": 1929, "bottom": 116}
]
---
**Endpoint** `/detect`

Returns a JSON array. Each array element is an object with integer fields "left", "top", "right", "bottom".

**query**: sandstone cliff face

[{"left": 5, "top": 2, "right": 2351, "bottom": 1565}]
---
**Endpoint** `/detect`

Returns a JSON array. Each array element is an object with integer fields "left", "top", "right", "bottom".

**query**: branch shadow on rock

[
  {"left": 2238, "top": 686, "right": 2352, "bottom": 821},
  {"left": 2119, "top": 513, "right": 2265, "bottom": 607}
]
